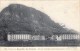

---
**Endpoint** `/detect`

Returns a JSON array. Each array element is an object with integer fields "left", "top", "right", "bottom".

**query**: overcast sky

[{"left": 0, "top": 0, "right": 80, "bottom": 32}]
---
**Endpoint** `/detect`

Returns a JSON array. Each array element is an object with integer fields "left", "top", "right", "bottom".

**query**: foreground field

[{"left": 0, "top": 40, "right": 80, "bottom": 47}]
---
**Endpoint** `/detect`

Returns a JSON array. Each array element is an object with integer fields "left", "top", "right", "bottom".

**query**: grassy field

[{"left": 0, "top": 40, "right": 80, "bottom": 47}]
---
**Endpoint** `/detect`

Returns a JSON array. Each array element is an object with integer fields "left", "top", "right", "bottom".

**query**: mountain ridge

[{"left": 0, "top": 4, "right": 77, "bottom": 40}]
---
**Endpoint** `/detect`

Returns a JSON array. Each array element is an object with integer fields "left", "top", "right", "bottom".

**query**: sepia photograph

[{"left": 0, "top": 0, "right": 80, "bottom": 47}]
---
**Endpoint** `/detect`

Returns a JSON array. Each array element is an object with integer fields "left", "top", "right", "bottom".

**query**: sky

[{"left": 0, "top": 0, "right": 80, "bottom": 32}]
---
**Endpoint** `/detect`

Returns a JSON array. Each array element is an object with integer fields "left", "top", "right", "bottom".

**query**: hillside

[{"left": 0, "top": 4, "right": 77, "bottom": 40}]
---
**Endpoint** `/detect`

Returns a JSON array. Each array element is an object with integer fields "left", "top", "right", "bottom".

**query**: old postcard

[{"left": 0, "top": 0, "right": 80, "bottom": 51}]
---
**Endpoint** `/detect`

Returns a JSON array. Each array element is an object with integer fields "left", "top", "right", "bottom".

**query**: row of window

[
  {"left": 7, "top": 34, "right": 80, "bottom": 41},
  {"left": 7, "top": 34, "right": 45, "bottom": 41}
]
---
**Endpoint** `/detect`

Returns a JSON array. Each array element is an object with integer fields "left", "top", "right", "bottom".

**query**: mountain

[{"left": 0, "top": 4, "right": 77, "bottom": 40}]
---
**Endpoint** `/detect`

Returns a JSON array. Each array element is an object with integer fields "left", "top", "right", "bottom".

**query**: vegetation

[{"left": 0, "top": 4, "right": 77, "bottom": 41}]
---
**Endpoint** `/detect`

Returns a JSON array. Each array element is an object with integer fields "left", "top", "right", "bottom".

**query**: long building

[
  {"left": 7, "top": 34, "right": 45, "bottom": 41},
  {"left": 7, "top": 34, "right": 80, "bottom": 41}
]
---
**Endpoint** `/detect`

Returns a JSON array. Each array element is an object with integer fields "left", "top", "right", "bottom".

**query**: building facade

[{"left": 7, "top": 34, "right": 80, "bottom": 41}]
